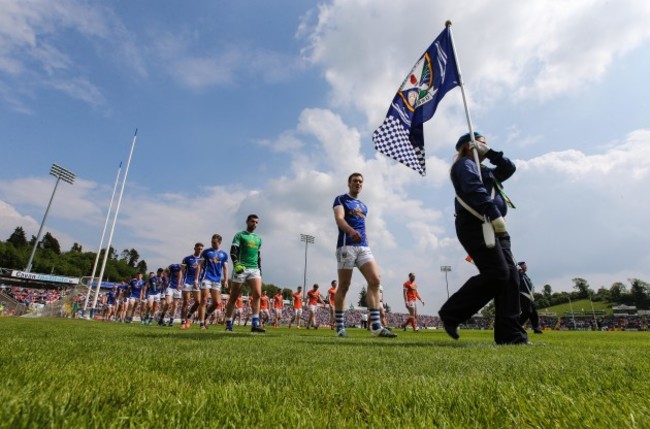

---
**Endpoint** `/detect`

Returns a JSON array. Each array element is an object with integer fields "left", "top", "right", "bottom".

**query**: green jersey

[{"left": 231, "top": 230, "right": 262, "bottom": 269}]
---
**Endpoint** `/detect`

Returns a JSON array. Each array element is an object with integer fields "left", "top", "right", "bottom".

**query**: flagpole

[
  {"left": 445, "top": 20, "right": 482, "bottom": 182},
  {"left": 91, "top": 129, "right": 138, "bottom": 313},
  {"left": 82, "top": 162, "right": 122, "bottom": 318}
]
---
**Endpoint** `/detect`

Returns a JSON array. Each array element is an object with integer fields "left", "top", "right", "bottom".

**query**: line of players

[{"left": 99, "top": 272, "right": 393, "bottom": 331}]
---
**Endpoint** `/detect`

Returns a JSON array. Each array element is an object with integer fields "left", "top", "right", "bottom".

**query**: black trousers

[
  {"left": 439, "top": 213, "right": 528, "bottom": 344},
  {"left": 519, "top": 296, "right": 540, "bottom": 330}
]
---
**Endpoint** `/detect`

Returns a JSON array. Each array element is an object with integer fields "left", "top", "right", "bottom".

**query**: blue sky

[{"left": 1, "top": 0, "right": 650, "bottom": 314}]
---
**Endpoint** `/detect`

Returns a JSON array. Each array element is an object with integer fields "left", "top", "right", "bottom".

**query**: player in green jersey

[{"left": 225, "top": 214, "right": 265, "bottom": 333}]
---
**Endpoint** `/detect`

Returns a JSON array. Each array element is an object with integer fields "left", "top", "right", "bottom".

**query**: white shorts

[
  {"left": 261, "top": 308, "right": 270, "bottom": 315},
  {"left": 128, "top": 297, "right": 139, "bottom": 304},
  {"left": 274, "top": 308, "right": 283, "bottom": 316},
  {"left": 405, "top": 300, "right": 416, "bottom": 309},
  {"left": 165, "top": 288, "right": 182, "bottom": 299},
  {"left": 147, "top": 293, "right": 161, "bottom": 303},
  {"left": 336, "top": 246, "right": 374, "bottom": 270},
  {"left": 233, "top": 268, "right": 261, "bottom": 283},
  {"left": 309, "top": 305, "right": 318, "bottom": 313},
  {"left": 182, "top": 282, "right": 199, "bottom": 293},
  {"left": 294, "top": 308, "right": 303, "bottom": 317},
  {"left": 201, "top": 280, "right": 222, "bottom": 292}
]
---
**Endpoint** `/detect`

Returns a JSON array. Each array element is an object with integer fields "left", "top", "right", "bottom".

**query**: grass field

[{"left": 2, "top": 318, "right": 649, "bottom": 428}]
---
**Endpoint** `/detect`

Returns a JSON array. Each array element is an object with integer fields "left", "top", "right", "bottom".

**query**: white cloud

[
  {"left": 301, "top": 0, "right": 650, "bottom": 127},
  {"left": 506, "top": 129, "right": 650, "bottom": 289},
  {"left": 0, "top": 0, "right": 142, "bottom": 109}
]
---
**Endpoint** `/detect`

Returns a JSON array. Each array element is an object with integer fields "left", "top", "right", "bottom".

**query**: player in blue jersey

[
  {"left": 180, "top": 243, "right": 204, "bottom": 329},
  {"left": 198, "top": 234, "right": 229, "bottom": 330},
  {"left": 142, "top": 269, "right": 164, "bottom": 325},
  {"left": 126, "top": 272, "right": 145, "bottom": 323},
  {"left": 332, "top": 172, "right": 396, "bottom": 338},
  {"left": 159, "top": 264, "right": 182, "bottom": 326},
  {"left": 102, "top": 285, "right": 118, "bottom": 322},
  {"left": 115, "top": 280, "right": 129, "bottom": 322}
]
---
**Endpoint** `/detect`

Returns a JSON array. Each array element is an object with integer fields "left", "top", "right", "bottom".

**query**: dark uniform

[
  {"left": 439, "top": 132, "right": 528, "bottom": 345},
  {"left": 518, "top": 262, "right": 542, "bottom": 333}
]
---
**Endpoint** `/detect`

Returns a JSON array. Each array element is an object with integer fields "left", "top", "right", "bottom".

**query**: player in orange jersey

[
  {"left": 272, "top": 291, "right": 284, "bottom": 327},
  {"left": 259, "top": 290, "right": 271, "bottom": 327},
  {"left": 401, "top": 273, "right": 425, "bottom": 331},
  {"left": 306, "top": 284, "right": 325, "bottom": 329},
  {"left": 288, "top": 286, "right": 303, "bottom": 329},
  {"left": 326, "top": 280, "right": 337, "bottom": 329}
]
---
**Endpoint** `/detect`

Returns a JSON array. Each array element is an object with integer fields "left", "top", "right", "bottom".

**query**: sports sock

[
  {"left": 335, "top": 310, "right": 345, "bottom": 331},
  {"left": 369, "top": 308, "right": 382, "bottom": 331},
  {"left": 252, "top": 315, "right": 259, "bottom": 328}
]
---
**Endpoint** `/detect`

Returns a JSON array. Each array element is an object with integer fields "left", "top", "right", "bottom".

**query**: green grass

[
  {"left": 541, "top": 299, "right": 612, "bottom": 316},
  {"left": 2, "top": 319, "right": 649, "bottom": 428}
]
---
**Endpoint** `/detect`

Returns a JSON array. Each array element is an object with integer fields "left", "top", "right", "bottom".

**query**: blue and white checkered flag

[
  {"left": 373, "top": 26, "right": 459, "bottom": 176},
  {"left": 373, "top": 116, "right": 425, "bottom": 175}
]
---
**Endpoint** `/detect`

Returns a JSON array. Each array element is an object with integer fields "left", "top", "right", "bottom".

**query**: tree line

[
  {"left": 534, "top": 277, "right": 650, "bottom": 310},
  {"left": 0, "top": 226, "right": 297, "bottom": 300},
  {"left": 1, "top": 226, "right": 147, "bottom": 281}
]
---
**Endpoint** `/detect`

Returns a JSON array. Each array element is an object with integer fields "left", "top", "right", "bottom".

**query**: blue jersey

[
  {"left": 146, "top": 276, "right": 163, "bottom": 296},
  {"left": 182, "top": 255, "right": 202, "bottom": 284},
  {"left": 117, "top": 283, "right": 129, "bottom": 300},
  {"left": 333, "top": 193, "right": 368, "bottom": 248},
  {"left": 129, "top": 278, "right": 144, "bottom": 298},
  {"left": 201, "top": 248, "right": 228, "bottom": 282},
  {"left": 168, "top": 264, "right": 181, "bottom": 288},
  {"left": 106, "top": 290, "right": 116, "bottom": 305}
]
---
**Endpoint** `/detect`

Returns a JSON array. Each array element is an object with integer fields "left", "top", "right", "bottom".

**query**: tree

[
  {"left": 7, "top": 227, "right": 28, "bottom": 248},
  {"left": 629, "top": 278, "right": 650, "bottom": 309},
  {"left": 357, "top": 286, "right": 367, "bottom": 308},
  {"left": 121, "top": 248, "right": 140, "bottom": 268},
  {"left": 136, "top": 260, "right": 148, "bottom": 274},
  {"left": 594, "top": 287, "right": 609, "bottom": 302},
  {"left": 572, "top": 278, "right": 591, "bottom": 299},
  {"left": 70, "top": 243, "right": 83, "bottom": 253},
  {"left": 41, "top": 232, "right": 61, "bottom": 254},
  {"left": 542, "top": 284, "right": 552, "bottom": 300},
  {"left": 610, "top": 282, "right": 626, "bottom": 301}
]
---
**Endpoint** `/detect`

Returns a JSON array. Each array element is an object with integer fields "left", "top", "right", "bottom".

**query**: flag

[{"left": 373, "top": 26, "right": 459, "bottom": 176}]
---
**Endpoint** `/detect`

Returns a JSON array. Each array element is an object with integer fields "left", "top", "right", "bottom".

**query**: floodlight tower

[
  {"left": 440, "top": 265, "right": 452, "bottom": 299},
  {"left": 300, "top": 234, "right": 315, "bottom": 299},
  {"left": 25, "top": 163, "right": 76, "bottom": 273}
]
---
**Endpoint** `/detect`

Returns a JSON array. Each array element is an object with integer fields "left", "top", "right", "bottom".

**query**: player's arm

[
  {"left": 193, "top": 259, "right": 201, "bottom": 286},
  {"left": 417, "top": 290, "right": 425, "bottom": 305},
  {"left": 333, "top": 206, "right": 361, "bottom": 242},
  {"left": 179, "top": 264, "right": 187, "bottom": 289},
  {"left": 222, "top": 258, "right": 229, "bottom": 288},
  {"left": 230, "top": 241, "right": 245, "bottom": 274},
  {"left": 403, "top": 286, "right": 408, "bottom": 303}
]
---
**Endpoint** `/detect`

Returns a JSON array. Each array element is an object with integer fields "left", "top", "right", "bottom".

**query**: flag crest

[{"left": 373, "top": 27, "right": 459, "bottom": 176}]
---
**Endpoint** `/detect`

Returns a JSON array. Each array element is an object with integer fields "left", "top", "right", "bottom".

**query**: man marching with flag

[{"left": 374, "top": 22, "right": 528, "bottom": 345}]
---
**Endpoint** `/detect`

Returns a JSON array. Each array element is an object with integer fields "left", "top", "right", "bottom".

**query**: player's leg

[
  {"left": 359, "top": 258, "right": 396, "bottom": 337},
  {"left": 248, "top": 276, "right": 265, "bottom": 332},
  {"left": 225, "top": 282, "right": 242, "bottom": 331}
]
